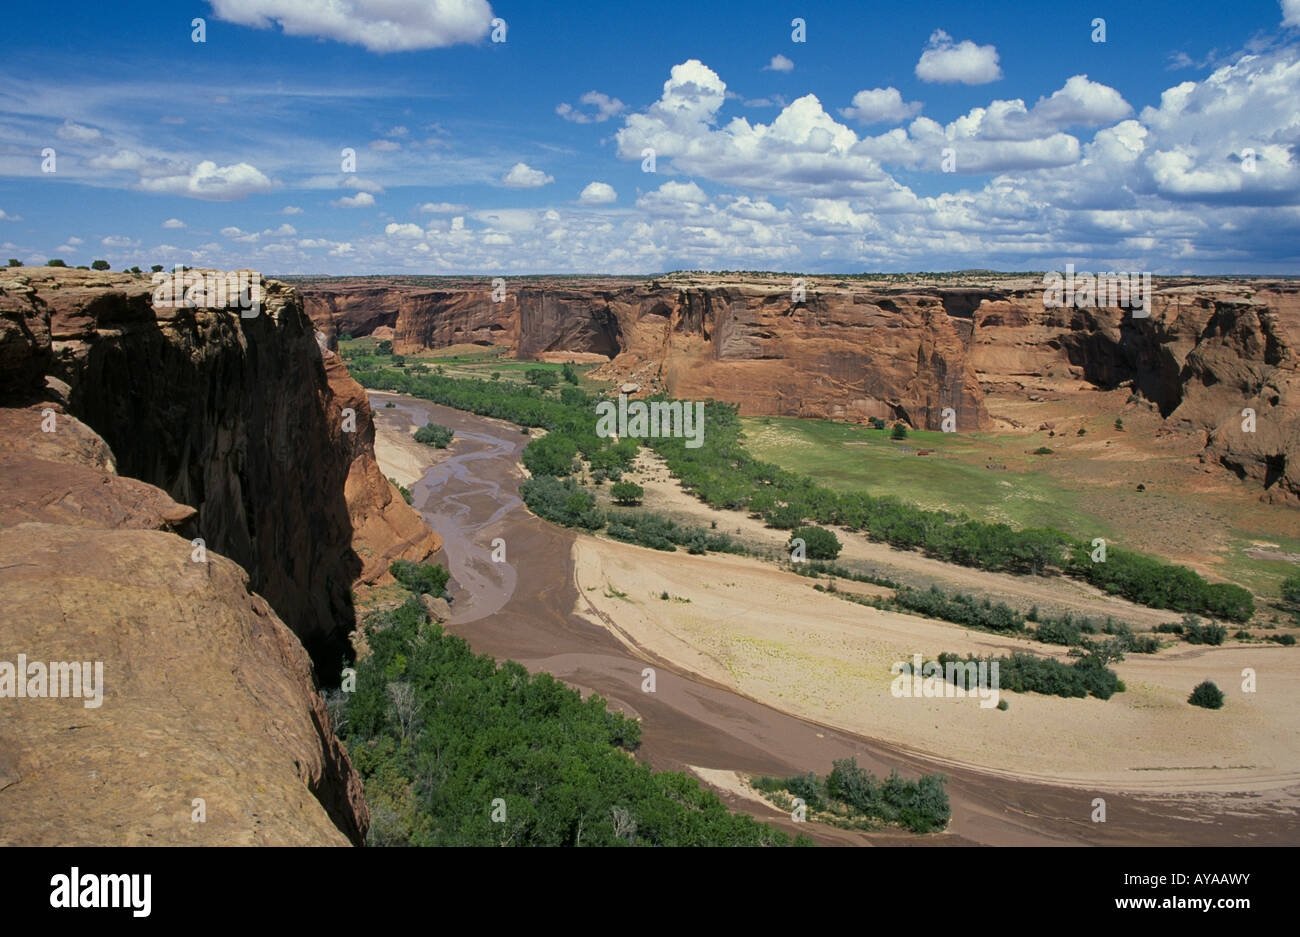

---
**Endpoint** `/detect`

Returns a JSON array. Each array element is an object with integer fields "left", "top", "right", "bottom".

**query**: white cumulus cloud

[
  {"left": 501, "top": 162, "right": 553, "bottom": 188},
  {"left": 915, "top": 30, "right": 1002, "bottom": 84},
  {"left": 578, "top": 182, "right": 617, "bottom": 204}
]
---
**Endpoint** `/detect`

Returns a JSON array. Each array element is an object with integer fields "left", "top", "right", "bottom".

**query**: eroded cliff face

[
  {"left": 3, "top": 268, "right": 439, "bottom": 668},
  {"left": 0, "top": 267, "right": 443, "bottom": 844},
  {"left": 299, "top": 275, "right": 1299, "bottom": 502}
]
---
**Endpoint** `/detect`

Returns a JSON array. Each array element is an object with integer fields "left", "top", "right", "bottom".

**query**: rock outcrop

[
  {"left": 0, "top": 267, "right": 443, "bottom": 845},
  {"left": 298, "top": 274, "right": 1300, "bottom": 502},
  {"left": 0, "top": 403, "right": 368, "bottom": 845},
  {"left": 3, "top": 268, "right": 439, "bottom": 668}
]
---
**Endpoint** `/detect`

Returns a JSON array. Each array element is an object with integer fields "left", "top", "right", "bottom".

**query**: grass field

[{"left": 741, "top": 415, "right": 1300, "bottom": 604}]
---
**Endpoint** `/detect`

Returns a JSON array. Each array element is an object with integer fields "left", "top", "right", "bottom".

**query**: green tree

[
  {"left": 890, "top": 422, "right": 908, "bottom": 440},
  {"left": 790, "top": 525, "right": 841, "bottom": 560},
  {"left": 1188, "top": 680, "right": 1224, "bottom": 709},
  {"left": 610, "top": 481, "right": 644, "bottom": 506},
  {"left": 6, "top": 259, "right": 19, "bottom": 267},
  {"left": 46, "top": 259, "right": 67, "bottom": 267},
  {"left": 151, "top": 264, "right": 164, "bottom": 273},
  {"left": 561, "top": 362, "right": 579, "bottom": 385},
  {"left": 91, "top": 259, "right": 110, "bottom": 270},
  {"left": 413, "top": 422, "right": 453, "bottom": 448}
]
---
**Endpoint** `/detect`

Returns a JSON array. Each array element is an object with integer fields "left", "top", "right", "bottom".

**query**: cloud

[
  {"left": 0, "top": 209, "right": 21, "bottom": 222},
  {"left": 56, "top": 120, "right": 102, "bottom": 143},
  {"left": 850, "top": 75, "right": 1130, "bottom": 173},
  {"left": 556, "top": 91, "right": 625, "bottom": 124},
  {"left": 578, "top": 182, "right": 617, "bottom": 204},
  {"left": 636, "top": 180, "right": 710, "bottom": 215},
  {"left": 101, "top": 235, "right": 138, "bottom": 249},
  {"left": 136, "top": 160, "right": 273, "bottom": 200},
  {"left": 1284, "top": 0, "right": 1300, "bottom": 27},
  {"left": 282, "top": 205, "right": 303, "bottom": 214},
  {"left": 616, "top": 61, "right": 900, "bottom": 197},
  {"left": 220, "top": 226, "right": 259, "bottom": 243},
  {"left": 369, "top": 139, "right": 401, "bottom": 151},
  {"left": 501, "top": 162, "right": 553, "bottom": 188},
  {"left": 915, "top": 30, "right": 1002, "bottom": 84},
  {"left": 207, "top": 0, "right": 496, "bottom": 53},
  {"left": 331, "top": 191, "right": 376, "bottom": 208},
  {"left": 385, "top": 222, "right": 425, "bottom": 238},
  {"left": 265, "top": 223, "right": 297, "bottom": 236},
  {"left": 840, "top": 87, "right": 922, "bottom": 125},
  {"left": 161, "top": 218, "right": 186, "bottom": 229},
  {"left": 418, "top": 201, "right": 468, "bottom": 213},
  {"left": 764, "top": 54, "right": 794, "bottom": 72}
]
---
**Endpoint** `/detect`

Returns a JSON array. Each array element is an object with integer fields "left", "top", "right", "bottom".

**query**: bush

[
  {"left": 561, "top": 362, "right": 579, "bottom": 385},
  {"left": 789, "top": 525, "right": 841, "bottom": 560},
  {"left": 610, "top": 481, "right": 644, "bottom": 506},
  {"left": 1188, "top": 680, "right": 1224, "bottom": 709},
  {"left": 759, "top": 758, "right": 949, "bottom": 834},
  {"left": 376, "top": 340, "right": 393, "bottom": 355},
  {"left": 1033, "top": 447, "right": 1053, "bottom": 455},
  {"left": 413, "top": 422, "right": 454, "bottom": 448},
  {"left": 520, "top": 476, "right": 604, "bottom": 530},
  {"left": 890, "top": 422, "right": 908, "bottom": 440},
  {"left": 526, "top": 368, "right": 560, "bottom": 389},
  {"left": 46, "top": 259, "right": 67, "bottom": 267},
  {"left": 523, "top": 433, "right": 578, "bottom": 477},
  {"left": 7, "top": 259, "right": 20, "bottom": 267},
  {"left": 91, "top": 259, "right": 110, "bottom": 270},
  {"left": 388, "top": 560, "right": 449, "bottom": 598},
  {"left": 151, "top": 264, "right": 163, "bottom": 273},
  {"left": 1183, "top": 617, "right": 1227, "bottom": 646}
]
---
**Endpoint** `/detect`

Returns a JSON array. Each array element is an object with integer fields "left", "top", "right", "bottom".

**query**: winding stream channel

[{"left": 370, "top": 390, "right": 1298, "bottom": 846}]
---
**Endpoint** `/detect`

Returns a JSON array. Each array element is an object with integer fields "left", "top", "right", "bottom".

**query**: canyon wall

[
  {"left": 299, "top": 276, "right": 1299, "bottom": 502},
  {"left": 0, "top": 267, "right": 442, "bottom": 844}
]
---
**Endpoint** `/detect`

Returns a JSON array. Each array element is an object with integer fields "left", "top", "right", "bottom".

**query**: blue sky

[{"left": 1, "top": 0, "right": 1298, "bottom": 274}]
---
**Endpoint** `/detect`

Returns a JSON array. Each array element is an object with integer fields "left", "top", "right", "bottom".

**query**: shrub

[
  {"left": 610, "top": 481, "right": 644, "bottom": 506},
  {"left": 561, "top": 362, "right": 579, "bottom": 385},
  {"left": 151, "top": 264, "right": 163, "bottom": 272},
  {"left": 1188, "top": 680, "right": 1224, "bottom": 709},
  {"left": 1183, "top": 618, "right": 1227, "bottom": 646},
  {"left": 376, "top": 340, "right": 393, "bottom": 355},
  {"left": 6, "top": 259, "right": 19, "bottom": 267},
  {"left": 46, "top": 259, "right": 67, "bottom": 267},
  {"left": 91, "top": 259, "right": 110, "bottom": 270},
  {"left": 1267, "top": 633, "right": 1296, "bottom": 646},
  {"left": 413, "top": 422, "right": 454, "bottom": 448},
  {"left": 388, "top": 560, "right": 449, "bottom": 598},
  {"left": 890, "top": 422, "right": 908, "bottom": 440},
  {"left": 789, "top": 525, "right": 842, "bottom": 560},
  {"left": 1033, "top": 447, "right": 1053, "bottom": 455},
  {"left": 526, "top": 368, "right": 559, "bottom": 389},
  {"left": 520, "top": 476, "right": 604, "bottom": 530},
  {"left": 523, "top": 433, "right": 578, "bottom": 477}
]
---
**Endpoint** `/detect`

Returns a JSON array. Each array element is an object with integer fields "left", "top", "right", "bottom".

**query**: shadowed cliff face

[
  {"left": 1, "top": 268, "right": 440, "bottom": 672},
  {"left": 300, "top": 276, "right": 1300, "bottom": 502}
]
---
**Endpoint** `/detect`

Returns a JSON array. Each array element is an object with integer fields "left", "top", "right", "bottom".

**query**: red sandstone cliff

[
  {"left": 0, "top": 267, "right": 443, "bottom": 844},
  {"left": 298, "top": 275, "right": 1299, "bottom": 502}
]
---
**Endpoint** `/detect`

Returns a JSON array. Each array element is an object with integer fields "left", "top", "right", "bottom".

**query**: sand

[{"left": 572, "top": 535, "right": 1300, "bottom": 794}]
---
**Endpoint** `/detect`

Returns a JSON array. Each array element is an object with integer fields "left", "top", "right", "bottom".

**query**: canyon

[
  {"left": 0, "top": 268, "right": 439, "bottom": 845},
  {"left": 299, "top": 273, "right": 1300, "bottom": 503}
]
